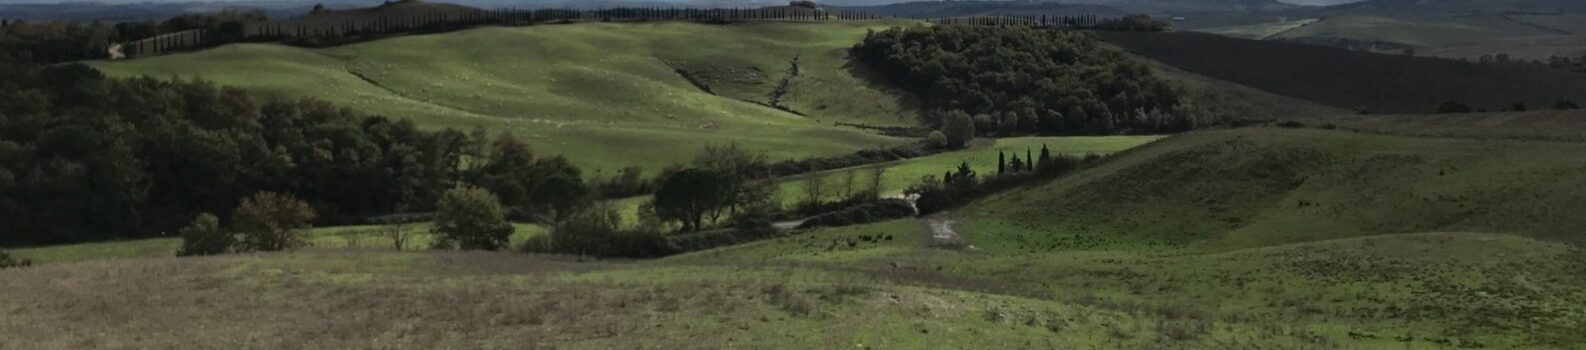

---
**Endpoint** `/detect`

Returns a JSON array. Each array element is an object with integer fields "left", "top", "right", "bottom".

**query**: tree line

[
  {"left": 851, "top": 25, "right": 1196, "bottom": 139},
  {"left": 0, "top": 10, "right": 266, "bottom": 64}
]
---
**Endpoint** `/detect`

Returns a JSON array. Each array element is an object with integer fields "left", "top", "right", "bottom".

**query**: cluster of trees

[
  {"left": 908, "top": 144, "right": 1094, "bottom": 214},
  {"left": 0, "top": 10, "right": 266, "bottom": 64},
  {"left": 1096, "top": 15, "right": 1170, "bottom": 32},
  {"left": 176, "top": 192, "right": 317, "bottom": 256},
  {"left": 0, "top": 63, "right": 569, "bottom": 246},
  {"left": 1435, "top": 100, "right": 1580, "bottom": 114},
  {"left": 852, "top": 25, "right": 1193, "bottom": 138}
]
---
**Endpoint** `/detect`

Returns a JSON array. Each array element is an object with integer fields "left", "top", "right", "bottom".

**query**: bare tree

[
  {"left": 837, "top": 170, "right": 858, "bottom": 201},
  {"left": 867, "top": 166, "right": 887, "bottom": 198},
  {"left": 802, "top": 173, "right": 828, "bottom": 208},
  {"left": 380, "top": 203, "right": 416, "bottom": 251}
]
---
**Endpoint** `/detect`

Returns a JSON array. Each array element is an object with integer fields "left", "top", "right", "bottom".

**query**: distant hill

[
  {"left": 830, "top": 1, "right": 1127, "bottom": 19},
  {"left": 1306, "top": 0, "right": 1586, "bottom": 16},
  {"left": 1098, "top": 31, "right": 1586, "bottom": 114}
]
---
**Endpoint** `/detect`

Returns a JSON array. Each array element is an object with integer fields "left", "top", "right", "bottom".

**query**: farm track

[{"left": 924, "top": 212, "right": 966, "bottom": 249}]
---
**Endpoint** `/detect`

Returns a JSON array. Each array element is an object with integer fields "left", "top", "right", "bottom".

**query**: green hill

[
  {"left": 92, "top": 21, "right": 918, "bottom": 173},
  {"left": 7, "top": 128, "right": 1586, "bottom": 348},
  {"left": 959, "top": 127, "right": 1586, "bottom": 252}
]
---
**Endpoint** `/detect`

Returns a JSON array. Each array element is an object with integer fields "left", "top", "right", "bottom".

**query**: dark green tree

[
  {"left": 998, "top": 151, "right": 1006, "bottom": 174},
  {"left": 176, "top": 213, "right": 232, "bottom": 256},
  {"left": 232, "top": 192, "right": 315, "bottom": 252},
  {"left": 942, "top": 110, "right": 975, "bottom": 149},
  {"left": 653, "top": 168, "right": 730, "bottom": 232},
  {"left": 432, "top": 186, "right": 514, "bottom": 251}
]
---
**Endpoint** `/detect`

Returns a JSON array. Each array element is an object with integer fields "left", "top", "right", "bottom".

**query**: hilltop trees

[
  {"left": 232, "top": 192, "right": 316, "bottom": 252},
  {"left": 432, "top": 186, "right": 514, "bottom": 250},
  {"left": 852, "top": 25, "right": 1189, "bottom": 137}
]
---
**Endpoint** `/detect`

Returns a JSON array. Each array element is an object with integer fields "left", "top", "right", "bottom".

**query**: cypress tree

[
  {"left": 1026, "top": 148, "right": 1033, "bottom": 171},
  {"left": 998, "top": 151, "right": 1006, "bottom": 174}
]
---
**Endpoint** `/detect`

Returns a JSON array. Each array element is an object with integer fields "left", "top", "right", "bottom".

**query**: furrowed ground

[
  {"left": 6, "top": 128, "right": 1585, "bottom": 349},
  {"left": 91, "top": 21, "right": 920, "bottom": 173}
]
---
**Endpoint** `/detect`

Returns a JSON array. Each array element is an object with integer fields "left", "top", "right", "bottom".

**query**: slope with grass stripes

[
  {"left": 92, "top": 21, "right": 919, "bottom": 173},
  {"left": 958, "top": 127, "right": 1586, "bottom": 252}
]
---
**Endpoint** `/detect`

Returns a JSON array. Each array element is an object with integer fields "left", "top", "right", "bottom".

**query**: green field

[
  {"left": 1199, "top": 18, "right": 1319, "bottom": 40},
  {"left": 604, "top": 135, "right": 1164, "bottom": 225},
  {"left": 777, "top": 135, "right": 1165, "bottom": 202},
  {"left": 1267, "top": 14, "right": 1562, "bottom": 49},
  {"left": 8, "top": 223, "right": 545, "bottom": 264},
  {"left": 92, "top": 21, "right": 919, "bottom": 174},
  {"left": 5, "top": 128, "right": 1586, "bottom": 348}
]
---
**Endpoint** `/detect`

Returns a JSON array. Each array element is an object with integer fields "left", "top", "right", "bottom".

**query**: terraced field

[{"left": 92, "top": 21, "right": 919, "bottom": 173}]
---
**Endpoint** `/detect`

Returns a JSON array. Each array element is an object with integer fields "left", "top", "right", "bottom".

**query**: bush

[
  {"left": 232, "top": 192, "right": 315, "bottom": 252},
  {"left": 432, "top": 186, "right": 515, "bottom": 251},
  {"left": 517, "top": 234, "right": 552, "bottom": 253},
  {"left": 0, "top": 249, "right": 31, "bottom": 269},
  {"left": 176, "top": 213, "right": 232, "bottom": 256},
  {"left": 1436, "top": 102, "right": 1472, "bottom": 114},
  {"left": 549, "top": 204, "right": 677, "bottom": 258},
  {"left": 798, "top": 199, "right": 916, "bottom": 229}
]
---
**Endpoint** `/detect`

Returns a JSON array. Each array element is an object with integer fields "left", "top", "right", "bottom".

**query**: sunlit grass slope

[
  {"left": 92, "top": 21, "right": 919, "bottom": 173},
  {"left": 958, "top": 127, "right": 1586, "bottom": 252},
  {"left": 9, "top": 223, "right": 544, "bottom": 264}
]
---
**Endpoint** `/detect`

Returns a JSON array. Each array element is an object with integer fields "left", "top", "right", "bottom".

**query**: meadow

[
  {"left": 6, "top": 127, "right": 1586, "bottom": 348},
  {"left": 8, "top": 223, "right": 545, "bottom": 265},
  {"left": 1267, "top": 14, "right": 1560, "bottom": 49},
  {"left": 92, "top": 21, "right": 920, "bottom": 174}
]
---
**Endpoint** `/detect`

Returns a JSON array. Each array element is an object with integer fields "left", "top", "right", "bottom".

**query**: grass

[
  {"left": 1198, "top": 18, "right": 1319, "bottom": 40},
  {"left": 776, "top": 135, "right": 1165, "bottom": 203},
  {"left": 1267, "top": 14, "right": 1561, "bottom": 49},
  {"left": 5, "top": 128, "right": 1586, "bottom": 348},
  {"left": 602, "top": 135, "right": 1163, "bottom": 225},
  {"left": 91, "top": 21, "right": 919, "bottom": 174},
  {"left": 959, "top": 127, "right": 1586, "bottom": 251},
  {"left": 7, "top": 223, "right": 545, "bottom": 264}
]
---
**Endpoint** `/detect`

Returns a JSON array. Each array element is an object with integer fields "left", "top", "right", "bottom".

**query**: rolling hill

[
  {"left": 92, "top": 21, "right": 919, "bottom": 174},
  {"left": 961, "top": 128, "right": 1586, "bottom": 251},
  {"left": 1097, "top": 31, "right": 1586, "bottom": 113},
  {"left": 8, "top": 127, "right": 1586, "bottom": 349}
]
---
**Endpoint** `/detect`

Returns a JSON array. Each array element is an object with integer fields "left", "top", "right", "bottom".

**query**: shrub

[
  {"left": 798, "top": 199, "right": 916, "bottom": 229},
  {"left": 0, "top": 249, "right": 31, "bottom": 269},
  {"left": 176, "top": 213, "right": 232, "bottom": 256},
  {"left": 517, "top": 234, "right": 551, "bottom": 253},
  {"left": 1274, "top": 121, "right": 1306, "bottom": 128},
  {"left": 942, "top": 111, "right": 976, "bottom": 148},
  {"left": 1435, "top": 102, "right": 1472, "bottom": 114},
  {"left": 432, "top": 186, "right": 515, "bottom": 251},
  {"left": 232, "top": 192, "right": 315, "bottom": 252},
  {"left": 549, "top": 204, "right": 677, "bottom": 258}
]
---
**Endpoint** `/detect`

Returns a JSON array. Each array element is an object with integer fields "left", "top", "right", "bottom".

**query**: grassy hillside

[
  {"left": 1197, "top": 18, "right": 1318, "bottom": 39},
  {"left": 93, "top": 21, "right": 918, "bottom": 173},
  {"left": 1267, "top": 14, "right": 1560, "bottom": 49},
  {"left": 8, "top": 223, "right": 545, "bottom": 264},
  {"left": 1097, "top": 31, "right": 1586, "bottom": 113},
  {"left": 7, "top": 128, "right": 1586, "bottom": 348},
  {"left": 1292, "top": 109, "right": 1586, "bottom": 141},
  {"left": 959, "top": 128, "right": 1586, "bottom": 251}
]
